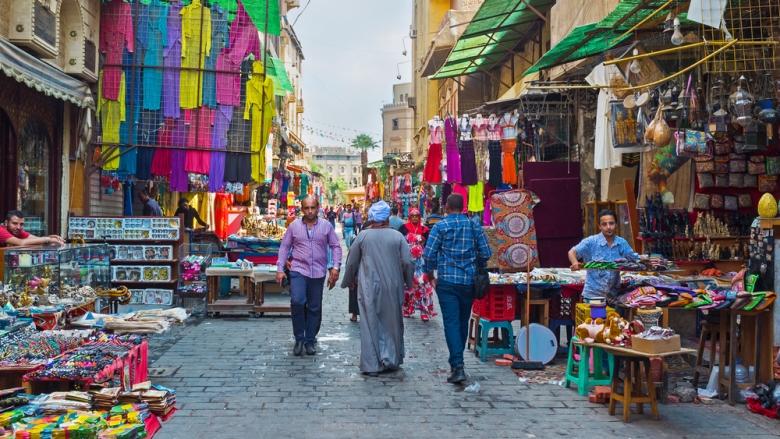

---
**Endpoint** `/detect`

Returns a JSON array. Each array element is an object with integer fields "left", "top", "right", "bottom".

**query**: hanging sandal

[
  {"left": 743, "top": 292, "right": 767, "bottom": 311},
  {"left": 731, "top": 292, "right": 753, "bottom": 310},
  {"left": 754, "top": 292, "right": 776, "bottom": 311}
]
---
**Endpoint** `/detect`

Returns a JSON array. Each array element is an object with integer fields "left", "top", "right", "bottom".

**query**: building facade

[
  {"left": 0, "top": 0, "right": 98, "bottom": 235},
  {"left": 310, "top": 146, "right": 362, "bottom": 189},
  {"left": 381, "top": 83, "right": 414, "bottom": 157}
]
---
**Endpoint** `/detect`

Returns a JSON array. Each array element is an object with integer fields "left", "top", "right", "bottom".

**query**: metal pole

[{"left": 258, "top": 0, "right": 271, "bottom": 182}]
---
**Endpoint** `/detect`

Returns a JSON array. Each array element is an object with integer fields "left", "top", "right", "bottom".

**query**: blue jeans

[
  {"left": 344, "top": 227, "right": 355, "bottom": 248},
  {"left": 435, "top": 280, "right": 474, "bottom": 369},
  {"left": 289, "top": 271, "right": 326, "bottom": 344}
]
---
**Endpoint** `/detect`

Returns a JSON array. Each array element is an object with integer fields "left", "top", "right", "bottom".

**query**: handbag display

[
  {"left": 724, "top": 195, "right": 738, "bottom": 211},
  {"left": 711, "top": 193, "right": 724, "bottom": 209},
  {"left": 759, "top": 174, "right": 778, "bottom": 192},
  {"left": 697, "top": 173, "right": 714, "bottom": 188},
  {"left": 682, "top": 129, "right": 711, "bottom": 156},
  {"left": 715, "top": 174, "right": 729, "bottom": 188},
  {"left": 738, "top": 194, "right": 753, "bottom": 208},
  {"left": 728, "top": 155, "right": 747, "bottom": 173},
  {"left": 767, "top": 157, "right": 780, "bottom": 176},
  {"left": 694, "top": 193, "right": 711, "bottom": 210},
  {"left": 744, "top": 174, "right": 758, "bottom": 188},
  {"left": 729, "top": 173, "right": 744, "bottom": 188},
  {"left": 695, "top": 159, "right": 715, "bottom": 173},
  {"left": 713, "top": 155, "right": 729, "bottom": 174},
  {"left": 748, "top": 161, "right": 766, "bottom": 175},
  {"left": 713, "top": 138, "right": 733, "bottom": 155}
]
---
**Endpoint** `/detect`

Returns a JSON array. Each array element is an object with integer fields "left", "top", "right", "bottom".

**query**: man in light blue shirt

[
  {"left": 389, "top": 205, "right": 405, "bottom": 231},
  {"left": 568, "top": 209, "right": 642, "bottom": 301}
]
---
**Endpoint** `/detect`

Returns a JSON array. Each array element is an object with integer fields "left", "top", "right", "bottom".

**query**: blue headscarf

[{"left": 368, "top": 201, "right": 391, "bottom": 222}]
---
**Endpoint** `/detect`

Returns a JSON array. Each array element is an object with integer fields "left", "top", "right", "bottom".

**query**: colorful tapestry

[{"left": 490, "top": 189, "right": 540, "bottom": 271}]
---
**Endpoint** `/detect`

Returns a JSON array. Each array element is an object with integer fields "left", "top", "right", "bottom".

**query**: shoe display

[{"left": 293, "top": 341, "right": 303, "bottom": 356}]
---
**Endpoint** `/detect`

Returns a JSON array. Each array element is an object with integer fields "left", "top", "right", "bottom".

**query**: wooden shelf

[{"left": 637, "top": 236, "right": 749, "bottom": 241}]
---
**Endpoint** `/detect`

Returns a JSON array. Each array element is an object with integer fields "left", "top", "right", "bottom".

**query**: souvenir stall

[{"left": 0, "top": 244, "right": 110, "bottom": 328}]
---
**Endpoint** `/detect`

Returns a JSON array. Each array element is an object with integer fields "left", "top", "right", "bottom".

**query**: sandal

[
  {"left": 350, "top": 317, "right": 358, "bottom": 322},
  {"left": 743, "top": 292, "right": 767, "bottom": 311},
  {"left": 754, "top": 292, "right": 776, "bottom": 311}
]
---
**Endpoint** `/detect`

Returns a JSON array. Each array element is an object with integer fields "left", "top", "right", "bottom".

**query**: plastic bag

[{"left": 464, "top": 381, "right": 481, "bottom": 393}]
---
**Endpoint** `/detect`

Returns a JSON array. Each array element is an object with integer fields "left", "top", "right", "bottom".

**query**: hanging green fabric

[{"left": 240, "top": 0, "right": 282, "bottom": 36}]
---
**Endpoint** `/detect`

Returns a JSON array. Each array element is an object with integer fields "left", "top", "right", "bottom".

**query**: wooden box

[{"left": 631, "top": 335, "right": 681, "bottom": 354}]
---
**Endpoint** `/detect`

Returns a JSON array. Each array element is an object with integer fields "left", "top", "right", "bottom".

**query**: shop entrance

[{"left": 0, "top": 107, "right": 16, "bottom": 221}]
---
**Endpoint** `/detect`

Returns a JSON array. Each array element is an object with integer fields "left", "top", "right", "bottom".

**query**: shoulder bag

[{"left": 470, "top": 223, "right": 490, "bottom": 300}]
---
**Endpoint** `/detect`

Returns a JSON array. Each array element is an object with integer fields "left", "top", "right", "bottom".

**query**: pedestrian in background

[
  {"left": 341, "top": 201, "right": 414, "bottom": 377},
  {"left": 326, "top": 206, "right": 337, "bottom": 230},
  {"left": 138, "top": 190, "right": 162, "bottom": 216},
  {"left": 399, "top": 208, "right": 435, "bottom": 321},
  {"left": 424, "top": 194, "right": 491, "bottom": 384},
  {"left": 389, "top": 205, "right": 405, "bottom": 231},
  {"left": 276, "top": 196, "right": 342, "bottom": 357},
  {"left": 342, "top": 205, "right": 356, "bottom": 248},
  {"left": 353, "top": 203, "right": 363, "bottom": 233}
]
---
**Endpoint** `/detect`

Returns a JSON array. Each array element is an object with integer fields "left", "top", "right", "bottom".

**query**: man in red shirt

[{"left": 0, "top": 211, "right": 65, "bottom": 247}]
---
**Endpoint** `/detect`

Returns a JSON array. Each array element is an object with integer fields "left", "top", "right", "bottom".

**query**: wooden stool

[
  {"left": 608, "top": 356, "right": 659, "bottom": 423},
  {"left": 467, "top": 313, "right": 479, "bottom": 351},
  {"left": 693, "top": 322, "right": 727, "bottom": 388},
  {"left": 520, "top": 298, "right": 549, "bottom": 328}
]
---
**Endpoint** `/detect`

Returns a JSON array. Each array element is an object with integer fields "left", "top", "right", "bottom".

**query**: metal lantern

[
  {"left": 744, "top": 120, "right": 767, "bottom": 151},
  {"left": 733, "top": 85, "right": 754, "bottom": 128},
  {"left": 758, "top": 98, "right": 778, "bottom": 140},
  {"left": 383, "top": 153, "right": 394, "bottom": 167},
  {"left": 708, "top": 109, "right": 731, "bottom": 139}
]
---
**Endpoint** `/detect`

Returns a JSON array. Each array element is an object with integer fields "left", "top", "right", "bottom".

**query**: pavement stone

[{"left": 147, "top": 239, "right": 780, "bottom": 439}]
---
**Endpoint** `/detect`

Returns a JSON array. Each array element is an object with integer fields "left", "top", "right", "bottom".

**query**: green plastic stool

[
  {"left": 564, "top": 336, "right": 614, "bottom": 395},
  {"left": 475, "top": 318, "right": 514, "bottom": 362}
]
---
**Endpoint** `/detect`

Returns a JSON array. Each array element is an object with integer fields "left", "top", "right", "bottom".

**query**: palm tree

[
  {"left": 350, "top": 133, "right": 379, "bottom": 167},
  {"left": 326, "top": 177, "right": 349, "bottom": 205}
]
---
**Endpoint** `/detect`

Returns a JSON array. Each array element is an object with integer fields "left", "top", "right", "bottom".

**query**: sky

[{"left": 287, "top": 0, "right": 412, "bottom": 163}]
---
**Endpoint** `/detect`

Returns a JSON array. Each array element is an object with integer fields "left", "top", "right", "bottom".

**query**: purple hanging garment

[{"left": 162, "top": 1, "right": 183, "bottom": 118}]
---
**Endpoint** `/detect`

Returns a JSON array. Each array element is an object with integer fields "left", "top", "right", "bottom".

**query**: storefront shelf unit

[
  {"left": 177, "top": 244, "right": 214, "bottom": 310},
  {"left": 68, "top": 216, "right": 184, "bottom": 308},
  {"left": 0, "top": 244, "right": 111, "bottom": 295}
]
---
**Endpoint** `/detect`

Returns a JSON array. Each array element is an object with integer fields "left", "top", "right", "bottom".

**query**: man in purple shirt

[{"left": 276, "top": 196, "right": 342, "bottom": 356}]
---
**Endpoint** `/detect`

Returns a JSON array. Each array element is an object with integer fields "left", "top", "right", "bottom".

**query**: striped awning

[{"left": 0, "top": 38, "right": 94, "bottom": 109}]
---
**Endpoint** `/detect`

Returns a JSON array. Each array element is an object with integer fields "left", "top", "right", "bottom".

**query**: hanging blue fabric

[{"left": 124, "top": 180, "right": 135, "bottom": 216}]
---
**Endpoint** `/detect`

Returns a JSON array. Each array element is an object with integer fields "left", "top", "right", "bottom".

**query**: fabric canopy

[
  {"left": 271, "top": 58, "right": 294, "bottom": 92},
  {"left": 524, "top": 0, "right": 697, "bottom": 75},
  {"left": 431, "top": 0, "right": 555, "bottom": 79},
  {"left": 241, "top": 0, "right": 281, "bottom": 36},
  {"left": 263, "top": 58, "right": 292, "bottom": 96},
  {"left": 0, "top": 38, "right": 94, "bottom": 109}
]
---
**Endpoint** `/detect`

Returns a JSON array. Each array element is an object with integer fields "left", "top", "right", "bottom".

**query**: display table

[
  {"left": 205, "top": 268, "right": 289, "bottom": 316},
  {"left": 589, "top": 342, "right": 696, "bottom": 423}
]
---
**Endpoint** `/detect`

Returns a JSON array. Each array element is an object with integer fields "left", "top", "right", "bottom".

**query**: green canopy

[
  {"left": 264, "top": 59, "right": 287, "bottom": 96},
  {"left": 431, "top": 0, "right": 556, "bottom": 79},
  {"left": 524, "top": 0, "right": 702, "bottom": 75}
]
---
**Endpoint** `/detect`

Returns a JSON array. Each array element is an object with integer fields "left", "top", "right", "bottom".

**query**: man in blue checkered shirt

[{"left": 424, "top": 194, "right": 491, "bottom": 384}]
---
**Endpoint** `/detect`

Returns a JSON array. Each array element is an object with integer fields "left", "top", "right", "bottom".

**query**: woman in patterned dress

[{"left": 399, "top": 208, "right": 436, "bottom": 321}]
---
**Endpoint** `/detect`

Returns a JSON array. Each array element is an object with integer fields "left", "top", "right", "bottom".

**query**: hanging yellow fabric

[
  {"left": 245, "top": 61, "right": 276, "bottom": 183},
  {"left": 97, "top": 70, "right": 125, "bottom": 170},
  {"left": 180, "top": 0, "right": 211, "bottom": 109}
]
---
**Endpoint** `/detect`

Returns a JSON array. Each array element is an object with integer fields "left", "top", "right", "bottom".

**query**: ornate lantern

[
  {"left": 708, "top": 109, "right": 731, "bottom": 139},
  {"left": 733, "top": 77, "right": 754, "bottom": 128},
  {"left": 744, "top": 120, "right": 767, "bottom": 151},
  {"left": 758, "top": 98, "right": 778, "bottom": 140}
]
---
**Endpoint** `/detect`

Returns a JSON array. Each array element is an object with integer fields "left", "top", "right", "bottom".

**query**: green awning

[
  {"left": 524, "top": 24, "right": 631, "bottom": 75},
  {"left": 431, "top": 0, "right": 555, "bottom": 79},
  {"left": 264, "top": 59, "right": 288, "bottom": 96},
  {"left": 271, "top": 58, "right": 295, "bottom": 92}
]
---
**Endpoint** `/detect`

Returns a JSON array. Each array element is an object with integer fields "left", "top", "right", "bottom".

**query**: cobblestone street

[{"left": 149, "top": 276, "right": 779, "bottom": 439}]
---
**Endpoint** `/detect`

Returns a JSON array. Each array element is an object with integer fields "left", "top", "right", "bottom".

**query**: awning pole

[
  {"left": 609, "top": 0, "right": 674, "bottom": 45},
  {"left": 603, "top": 40, "right": 779, "bottom": 66}
]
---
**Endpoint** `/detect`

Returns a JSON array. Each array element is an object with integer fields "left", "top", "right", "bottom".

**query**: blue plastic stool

[
  {"left": 548, "top": 318, "right": 576, "bottom": 353},
  {"left": 475, "top": 318, "right": 515, "bottom": 362},
  {"left": 564, "top": 337, "right": 614, "bottom": 395}
]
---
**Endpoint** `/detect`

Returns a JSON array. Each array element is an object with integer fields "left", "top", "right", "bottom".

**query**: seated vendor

[
  {"left": 175, "top": 198, "right": 208, "bottom": 231},
  {"left": 0, "top": 210, "right": 65, "bottom": 247},
  {"left": 568, "top": 209, "right": 643, "bottom": 302}
]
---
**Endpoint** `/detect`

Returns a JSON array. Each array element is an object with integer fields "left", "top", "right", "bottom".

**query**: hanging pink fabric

[
  {"left": 452, "top": 183, "right": 468, "bottom": 213},
  {"left": 185, "top": 106, "right": 214, "bottom": 174}
]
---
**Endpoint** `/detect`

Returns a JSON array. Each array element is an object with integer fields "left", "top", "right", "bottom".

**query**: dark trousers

[
  {"left": 289, "top": 271, "right": 326, "bottom": 344},
  {"left": 435, "top": 280, "right": 474, "bottom": 369}
]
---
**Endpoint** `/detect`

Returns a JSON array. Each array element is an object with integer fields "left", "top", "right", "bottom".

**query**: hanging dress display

[
  {"left": 458, "top": 116, "right": 478, "bottom": 185},
  {"left": 202, "top": 2, "right": 228, "bottom": 109},
  {"left": 179, "top": 0, "right": 211, "bottom": 109},
  {"left": 162, "top": 0, "right": 184, "bottom": 118},
  {"left": 184, "top": 106, "right": 213, "bottom": 174},
  {"left": 422, "top": 118, "right": 443, "bottom": 183},
  {"left": 138, "top": 0, "right": 168, "bottom": 111},
  {"left": 444, "top": 115, "right": 461, "bottom": 183},
  {"left": 451, "top": 183, "right": 468, "bottom": 213},
  {"left": 209, "top": 105, "right": 232, "bottom": 191},
  {"left": 490, "top": 189, "right": 540, "bottom": 271},
  {"left": 486, "top": 116, "right": 503, "bottom": 187},
  {"left": 500, "top": 113, "right": 519, "bottom": 185},
  {"left": 245, "top": 61, "right": 276, "bottom": 183},
  {"left": 100, "top": 0, "right": 134, "bottom": 101},
  {"left": 467, "top": 182, "right": 484, "bottom": 212}
]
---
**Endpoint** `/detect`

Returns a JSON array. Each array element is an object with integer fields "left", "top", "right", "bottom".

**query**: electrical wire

[{"left": 291, "top": 0, "right": 311, "bottom": 27}]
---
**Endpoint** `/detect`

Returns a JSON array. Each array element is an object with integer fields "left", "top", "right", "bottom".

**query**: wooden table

[
  {"left": 205, "top": 267, "right": 255, "bottom": 315},
  {"left": 717, "top": 308, "right": 774, "bottom": 405},
  {"left": 596, "top": 343, "right": 696, "bottom": 423},
  {"left": 249, "top": 271, "right": 290, "bottom": 314}
]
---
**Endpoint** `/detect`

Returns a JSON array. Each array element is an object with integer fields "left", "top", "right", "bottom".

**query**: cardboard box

[{"left": 631, "top": 335, "right": 681, "bottom": 354}]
